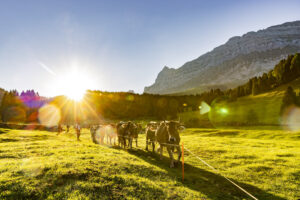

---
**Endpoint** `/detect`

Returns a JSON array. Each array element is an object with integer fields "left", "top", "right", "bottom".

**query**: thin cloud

[{"left": 38, "top": 62, "right": 56, "bottom": 76}]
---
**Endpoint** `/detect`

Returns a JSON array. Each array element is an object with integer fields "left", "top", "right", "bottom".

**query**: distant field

[
  {"left": 180, "top": 77, "right": 300, "bottom": 127},
  {"left": 0, "top": 127, "right": 299, "bottom": 199}
]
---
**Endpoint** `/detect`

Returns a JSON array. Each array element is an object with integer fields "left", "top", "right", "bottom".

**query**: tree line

[
  {"left": 0, "top": 90, "right": 48, "bottom": 123},
  {"left": 226, "top": 53, "right": 300, "bottom": 99},
  {"left": 0, "top": 53, "right": 299, "bottom": 124}
]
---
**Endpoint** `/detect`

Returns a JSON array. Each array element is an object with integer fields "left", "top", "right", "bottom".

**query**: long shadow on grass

[
  {"left": 0, "top": 129, "right": 9, "bottom": 134},
  {"left": 0, "top": 135, "right": 51, "bottom": 143},
  {"left": 0, "top": 159, "right": 168, "bottom": 200},
  {"left": 125, "top": 148, "right": 285, "bottom": 200},
  {"left": 0, "top": 138, "right": 19, "bottom": 143}
]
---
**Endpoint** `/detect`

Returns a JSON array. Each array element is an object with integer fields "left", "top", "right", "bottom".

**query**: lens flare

[
  {"left": 200, "top": 101, "right": 211, "bottom": 115},
  {"left": 281, "top": 106, "right": 300, "bottom": 131},
  {"left": 220, "top": 108, "right": 228, "bottom": 114},
  {"left": 20, "top": 158, "right": 43, "bottom": 177},
  {"left": 126, "top": 95, "right": 134, "bottom": 101},
  {"left": 38, "top": 104, "right": 61, "bottom": 127}
]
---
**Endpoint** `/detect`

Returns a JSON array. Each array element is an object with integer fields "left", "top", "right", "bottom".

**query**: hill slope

[
  {"left": 180, "top": 77, "right": 300, "bottom": 127},
  {"left": 145, "top": 21, "right": 300, "bottom": 94}
]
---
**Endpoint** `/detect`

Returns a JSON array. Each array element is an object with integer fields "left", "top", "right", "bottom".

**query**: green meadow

[
  {"left": 180, "top": 77, "right": 300, "bottom": 127},
  {"left": 0, "top": 127, "right": 299, "bottom": 200}
]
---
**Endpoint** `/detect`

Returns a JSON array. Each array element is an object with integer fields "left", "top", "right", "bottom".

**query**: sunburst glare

[{"left": 50, "top": 66, "right": 95, "bottom": 101}]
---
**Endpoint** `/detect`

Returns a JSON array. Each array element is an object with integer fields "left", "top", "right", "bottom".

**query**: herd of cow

[{"left": 89, "top": 121, "right": 185, "bottom": 168}]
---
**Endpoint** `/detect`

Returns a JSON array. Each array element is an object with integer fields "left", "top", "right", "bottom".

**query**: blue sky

[{"left": 0, "top": 0, "right": 300, "bottom": 96}]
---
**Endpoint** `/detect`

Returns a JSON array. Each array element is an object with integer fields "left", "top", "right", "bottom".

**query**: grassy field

[
  {"left": 180, "top": 77, "right": 300, "bottom": 127},
  {"left": 0, "top": 127, "right": 299, "bottom": 200}
]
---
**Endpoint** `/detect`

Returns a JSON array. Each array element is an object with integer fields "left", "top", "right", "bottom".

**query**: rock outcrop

[{"left": 144, "top": 21, "right": 300, "bottom": 94}]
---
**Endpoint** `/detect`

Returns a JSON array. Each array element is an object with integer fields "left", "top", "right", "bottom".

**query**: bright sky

[{"left": 0, "top": 0, "right": 299, "bottom": 96}]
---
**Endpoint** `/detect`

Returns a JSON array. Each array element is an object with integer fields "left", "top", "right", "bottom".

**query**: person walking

[{"left": 75, "top": 123, "right": 81, "bottom": 141}]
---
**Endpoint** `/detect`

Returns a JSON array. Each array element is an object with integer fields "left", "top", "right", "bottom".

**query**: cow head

[{"left": 166, "top": 121, "right": 182, "bottom": 144}]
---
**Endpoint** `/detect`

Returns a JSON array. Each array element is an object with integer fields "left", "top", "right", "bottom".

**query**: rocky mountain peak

[{"left": 144, "top": 21, "right": 300, "bottom": 95}]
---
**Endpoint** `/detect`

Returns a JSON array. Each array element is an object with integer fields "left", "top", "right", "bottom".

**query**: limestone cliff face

[{"left": 144, "top": 21, "right": 300, "bottom": 94}]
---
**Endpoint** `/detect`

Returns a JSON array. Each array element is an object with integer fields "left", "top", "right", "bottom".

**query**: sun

[
  {"left": 63, "top": 72, "right": 90, "bottom": 101},
  {"left": 64, "top": 86, "right": 85, "bottom": 101},
  {"left": 52, "top": 68, "right": 94, "bottom": 101}
]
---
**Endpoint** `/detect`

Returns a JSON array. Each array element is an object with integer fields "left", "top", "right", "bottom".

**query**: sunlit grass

[
  {"left": 0, "top": 127, "right": 299, "bottom": 199},
  {"left": 180, "top": 77, "right": 300, "bottom": 127}
]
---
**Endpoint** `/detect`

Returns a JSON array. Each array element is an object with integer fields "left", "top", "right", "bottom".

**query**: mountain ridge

[{"left": 144, "top": 20, "right": 300, "bottom": 94}]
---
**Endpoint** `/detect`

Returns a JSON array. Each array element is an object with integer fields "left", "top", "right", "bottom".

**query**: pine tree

[
  {"left": 280, "top": 86, "right": 298, "bottom": 114},
  {"left": 252, "top": 77, "right": 259, "bottom": 95},
  {"left": 290, "top": 53, "right": 300, "bottom": 76}
]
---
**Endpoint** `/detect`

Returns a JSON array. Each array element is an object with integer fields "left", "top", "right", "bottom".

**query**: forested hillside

[{"left": 0, "top": 54, "right": 300, "bottom": 125}]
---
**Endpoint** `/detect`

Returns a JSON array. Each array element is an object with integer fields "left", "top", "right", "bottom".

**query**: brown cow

[
  {"left": 116, "top": 121, "right": 135, "bottom": 149},
  {"left": 116, "top": 121, "right": 127, "bottom": 148},
  {"left": 125, "top": 121, "right": 137, "bottom": 149},
  {"left": 89, "top": 125, "right": 106, "bottom": 144},
  {"left": 156, "top": 121, "right": 182, "bottom": 168},
  {"left": 145, "top": 122, "right": 158, "bottom": 152},
  {"left": 90, "top": 125, "right": 99, "bottom": 144},
  {"left": 130, "top": 122, "right": 142, "bottom": 147},
  {"left": 105, "top": 124, "right": 117, "bottom": 145}
]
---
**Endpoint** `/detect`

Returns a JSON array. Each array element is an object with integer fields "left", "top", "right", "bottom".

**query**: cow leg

[
  {"left": 128, "top": 138, "right": 131, "bottom": 148},
  {"left": 146, "top": 138, "right": 148, "bottom": 151},
  {"left": 123, "top": 137, "right": 126, "bottom": 148},
  {"left": 159, "top": 145, "right": 163, "bottom": 160},
  {"left": 167, "top": 146, "right": 175, "bottom": 168},
  {"left": 176, "top": 146, "right": 181, "bottom": 164},
  {"left": 152, "top": 141, "right": 155, "bottom": 152}
]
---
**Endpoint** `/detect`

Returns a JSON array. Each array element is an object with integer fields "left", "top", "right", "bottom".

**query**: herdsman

[
  {"left": 66, "top": 125, "right": 70, "bottom": 133},
  {"left": 75, "top": 123, "right": 81, "bottom": 141}
]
